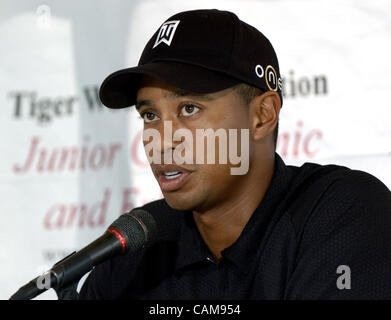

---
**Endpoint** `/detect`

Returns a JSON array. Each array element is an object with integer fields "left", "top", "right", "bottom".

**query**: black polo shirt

[{"left": 79, "top": 153, "right": 391, "bottom": 299}]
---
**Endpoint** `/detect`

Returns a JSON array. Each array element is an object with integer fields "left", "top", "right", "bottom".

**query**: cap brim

[{"left": 99, "top": 61, "right": 240, "bottom": 108}]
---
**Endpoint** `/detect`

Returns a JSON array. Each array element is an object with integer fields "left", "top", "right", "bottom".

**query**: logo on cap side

[
  {"left": 255, "top": 64, "right": 282, "bottom": 92},
  {"left": 265, "top": 65, "right": 278, "bottom": 92},
  {"left": 255, "top": 64, "right": 264, "bottom": 78},
  {"left": 153, "top": 20, "right": 180, "bottom": 49}
]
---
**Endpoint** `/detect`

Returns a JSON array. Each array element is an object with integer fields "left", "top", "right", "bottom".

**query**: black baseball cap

[{"left": 99, "top": 9, "right": 283, "bottom": 108}]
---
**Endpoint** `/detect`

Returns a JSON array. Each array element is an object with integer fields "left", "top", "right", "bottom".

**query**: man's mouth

[
  {"left": 163, "top": 171, "right": 182, "bottom": 180},
  {"left": 155, "top": 165, "right": 192, "bottom": 192}
]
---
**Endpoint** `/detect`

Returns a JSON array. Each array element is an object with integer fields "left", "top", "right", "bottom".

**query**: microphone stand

[
  {"left": 9, "top": 251, "right": 82, "bottom": 300},
  {"left": 52, "top": 251, "right": 80, "bottom": 300}
]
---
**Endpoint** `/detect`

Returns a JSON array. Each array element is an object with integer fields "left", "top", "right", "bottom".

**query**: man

[{"left": 79, "top": 9, "right": 391, "bottom": 299}]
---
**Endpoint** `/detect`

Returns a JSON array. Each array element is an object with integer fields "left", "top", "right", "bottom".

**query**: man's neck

[{"left": 192, "top": 156, "right": 275, "bottom": 262}]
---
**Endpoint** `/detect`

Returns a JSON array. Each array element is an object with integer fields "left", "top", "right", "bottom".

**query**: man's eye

[
  {"left": 141, "top": 112, "right": 159, "bottom": 123},
  {"left": 181, "top": 104, "right": 200, "bottom": 117}
]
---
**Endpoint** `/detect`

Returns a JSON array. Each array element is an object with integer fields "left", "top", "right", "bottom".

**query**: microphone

[{"left": 9, "top": 209, "right": 157, "bottom": 300}]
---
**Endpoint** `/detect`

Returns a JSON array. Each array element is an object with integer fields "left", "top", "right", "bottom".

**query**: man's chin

[
  {"left": 163, "top": 192, "right": 200, "bottom": 212},
  {"left": 164, "top": 198, "right": 194, "bottom": 212}
]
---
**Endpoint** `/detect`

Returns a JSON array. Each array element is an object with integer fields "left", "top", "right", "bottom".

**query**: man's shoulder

[
  {"left": 290, "top": 161, "right": 390, "bottom": 207},
  {"left": 286, "top": 159, "right": 390, "bottom": 207},
  {"left": 281, "top": 162, "right": 391, "bottom": 299},
  {"left": 284, "top": 160, "right": 391, "bottom": 244}
]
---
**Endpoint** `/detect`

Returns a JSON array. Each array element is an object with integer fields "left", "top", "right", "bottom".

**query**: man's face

[{"left": 136, "top": 76, "right": 252, "bottom": 212}]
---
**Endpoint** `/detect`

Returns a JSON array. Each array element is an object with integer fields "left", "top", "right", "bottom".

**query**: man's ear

[{"left": 249, "top": 91, "right": 281, "bottom": 142}]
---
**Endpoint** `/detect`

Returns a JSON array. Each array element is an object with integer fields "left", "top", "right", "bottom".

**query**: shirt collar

[
  {"left": 174, "top": 153, "right": 295, "bottom": 276},
  {"left": 174, "top": 212, "right": 212, "bottom": 275}
]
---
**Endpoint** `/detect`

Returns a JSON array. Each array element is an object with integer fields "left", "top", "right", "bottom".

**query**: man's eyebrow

[
  {"left": 135, "top": 89, "right": 215, "bottom": 110},
  {"left": 168, "top": 89, "right": 215, "bottom": 101},
  {"left": 135, "top": 99, "right": 153, "bottom": 110}
]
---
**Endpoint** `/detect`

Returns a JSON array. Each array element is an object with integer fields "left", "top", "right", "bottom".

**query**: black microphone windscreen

[{"left": 108, "top": 209, "right": 157, "bottom": 252}]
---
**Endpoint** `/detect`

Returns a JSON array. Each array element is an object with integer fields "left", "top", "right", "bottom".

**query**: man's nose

[{"left": 157, "top": 119, "right": 186, "bottom": 161}]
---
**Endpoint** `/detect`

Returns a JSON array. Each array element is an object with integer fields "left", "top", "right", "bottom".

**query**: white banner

[{"left": 0, "top": 0, "right": 390, "bottom": 299}]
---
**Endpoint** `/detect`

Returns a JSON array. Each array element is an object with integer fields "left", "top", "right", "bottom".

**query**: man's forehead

[{"left": 136, "top": 75, "right": 231, "bottom": 109}]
